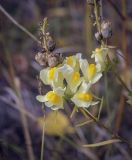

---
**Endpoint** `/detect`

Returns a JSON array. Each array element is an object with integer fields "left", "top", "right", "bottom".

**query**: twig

[{"left": 0, "top": 5, "right": 40, "bottom": 44}]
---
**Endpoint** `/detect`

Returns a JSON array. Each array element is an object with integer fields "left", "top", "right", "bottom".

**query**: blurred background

[{"left": 0, "top": 0, "right": 132, "bottom": 160}]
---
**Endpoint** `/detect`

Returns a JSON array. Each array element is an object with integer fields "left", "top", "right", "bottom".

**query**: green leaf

[
  {"left": 75, "top": 119, "right": 93, "bottom": 128},
  {"left": 98, "top": 97, "right": 104, "bottom": 120},
  {"left": 82, "top": 139, "right": 121, "bottom": 147},
  {"left": 70, "top": 106, "right": 78, "bottom": 118}
]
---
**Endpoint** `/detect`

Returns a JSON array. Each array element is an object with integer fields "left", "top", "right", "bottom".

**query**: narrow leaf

[
  {"left": 98, "top": 97, "right": 104, "bottom": 120},
  {"left": 70, "top": 106, "right": 78, "bottom": 118},
  {"left": 75, "top": 119, "right": 93, "bottom": 128},
  {"left": 83, "top": 139, "right": 121, "bottom": 148}
]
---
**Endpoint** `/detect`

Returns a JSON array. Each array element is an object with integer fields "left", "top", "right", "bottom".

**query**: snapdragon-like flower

[
  {"left": 59, "top": 64, "right": 83, "bottom": 94},
  {"left": 91, "top": 47, "right": 108, "bottom": 69},
  {"left": 40, "top": 66, "right": 64, "bottom": 88},
  {"left": 36, "top": 52, "right": 103, "bottom": 110},
  {"left": 36, "top": 87, "right": 65, "bottom": 110},
  {"left": 80, "top": 59, "right": 102, "bottom": 84},
  {"left": 71, "top": 81, "right": 99, "bottom": 108},
  {"left": 65, "top": 53, "right": 82, "bottom": 71}
]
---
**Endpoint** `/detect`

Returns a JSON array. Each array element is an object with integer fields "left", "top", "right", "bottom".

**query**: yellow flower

[
  {"left": 91, "top": 47, "right": 108, "bottom": 69},
  {"left": 80, "top": 59, "right": 102, "bottom": 84},
  {"left": 46, "top": 91, "right": 61, "bottom": 105},
  {"left": 65, "top": 53, "right": 82, "bottom": 71},
  {"left": 38, "top": 111, "right": 74, "bottom": 136},
  {"left": 77, "top": 93, "right": 93, "bottom": 101},
  {"left": 70, "top": 72, "right": 80, "bottom": 85},
  {"left": 87, "top": 64, "right": 97, "bottom": 81},
  {"left": 59, "top": 64, "right": 83, "bottom": 94},
  {"left": 67, "top": 56, "right": 73, "bottom": 66},
  {"left": 36, "top": 87, "right": 65, "bottom": 110},
  {"left": 48, "top": 67, "right": 57, "bottom": 80},
  {"left": 40, "top": 66, "right": 64, "bottom": 88},
  {"left": 71, "top": 81, "right": 99, "bottom": 108}
]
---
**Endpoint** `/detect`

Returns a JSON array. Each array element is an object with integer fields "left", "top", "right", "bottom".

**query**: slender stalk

[
  {"left": 104, "top": 72, "right": 110, "bottom": 116},
  {"left": 97, "top": 97, "right": 104, "bottom": 120},
  {"left": 93, "top": 0, "right": 105, "bottom": 47},
  {"left": 0, "top": 5, "right": 40, "bottom": 44},
  {"left": 38, "top": 18, "right": 50, "bottom": 159},
  {"left": 93, "top": 0, "right": 101, "bottom": 32},
  {"left": 70, "top": 106, "right": 78, "bottom": 118},
  {"left": 41, "top": 18, "right": 49, "bottom": 52},
  {"left": 40, "top": 105, "right": 46, "bottom": 160},
  {"left": 38, "top": 77, "right": 46, "bottom": 160}
]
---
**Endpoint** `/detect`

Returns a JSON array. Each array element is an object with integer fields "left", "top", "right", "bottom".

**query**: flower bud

[
  {"left": 101, "top": 20, "right": 112, "bottom": 39},
  {"left": 95, "top": 32, "right": 103, "bottom": 42}
]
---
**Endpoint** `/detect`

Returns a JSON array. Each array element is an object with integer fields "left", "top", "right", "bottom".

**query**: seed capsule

[
  {"left": 101, "top": 20, "right": 112, "bottom": 39},
  {"left": 47, "top": 53, "right": 63, "bottom": 67},
  {"left": 35, "top": 52, "right": 47, "bottom": 67}
]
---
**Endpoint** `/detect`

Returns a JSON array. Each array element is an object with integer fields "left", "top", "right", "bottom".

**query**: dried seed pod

[
  {"left": 35, "top": 52, "right": 47, "bottom": 67},
  {"left": 101, "top": 20, "right": 112, "bottom": 39},
  {"left": 95, "top": 32, "right": 103, "bottom": 42},
  {"left": 47, "top": 53, "right": 63, "bottom": 67}
]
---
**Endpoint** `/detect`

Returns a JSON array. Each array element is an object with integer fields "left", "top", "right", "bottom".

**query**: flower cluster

[{"left": 36, "top": 47, "right": 108, "bottom": 110}]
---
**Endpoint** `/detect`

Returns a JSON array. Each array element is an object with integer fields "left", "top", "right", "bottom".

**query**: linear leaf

[
  {"left": 75, "top": 119, "right": 93, "bottom": 128},
  {"left": 83, "top": 139, "right": 121, "bottom": 147},
  {"left": 98, "top": 97, "right": 104, "bottom": 120}
]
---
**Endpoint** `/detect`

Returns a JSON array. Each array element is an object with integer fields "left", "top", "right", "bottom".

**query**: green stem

[
  {"left": 97, "top": 97, "right": 104, "bottom": 120},
  {"left": 104, "top": 72, "right": 111, "bottom": 116},
  {"left": 94, "top": 0, "right": 101, "bottom": 32},
  {"left": 40, "top": 104, "right": 46, "bottom": 160}
]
